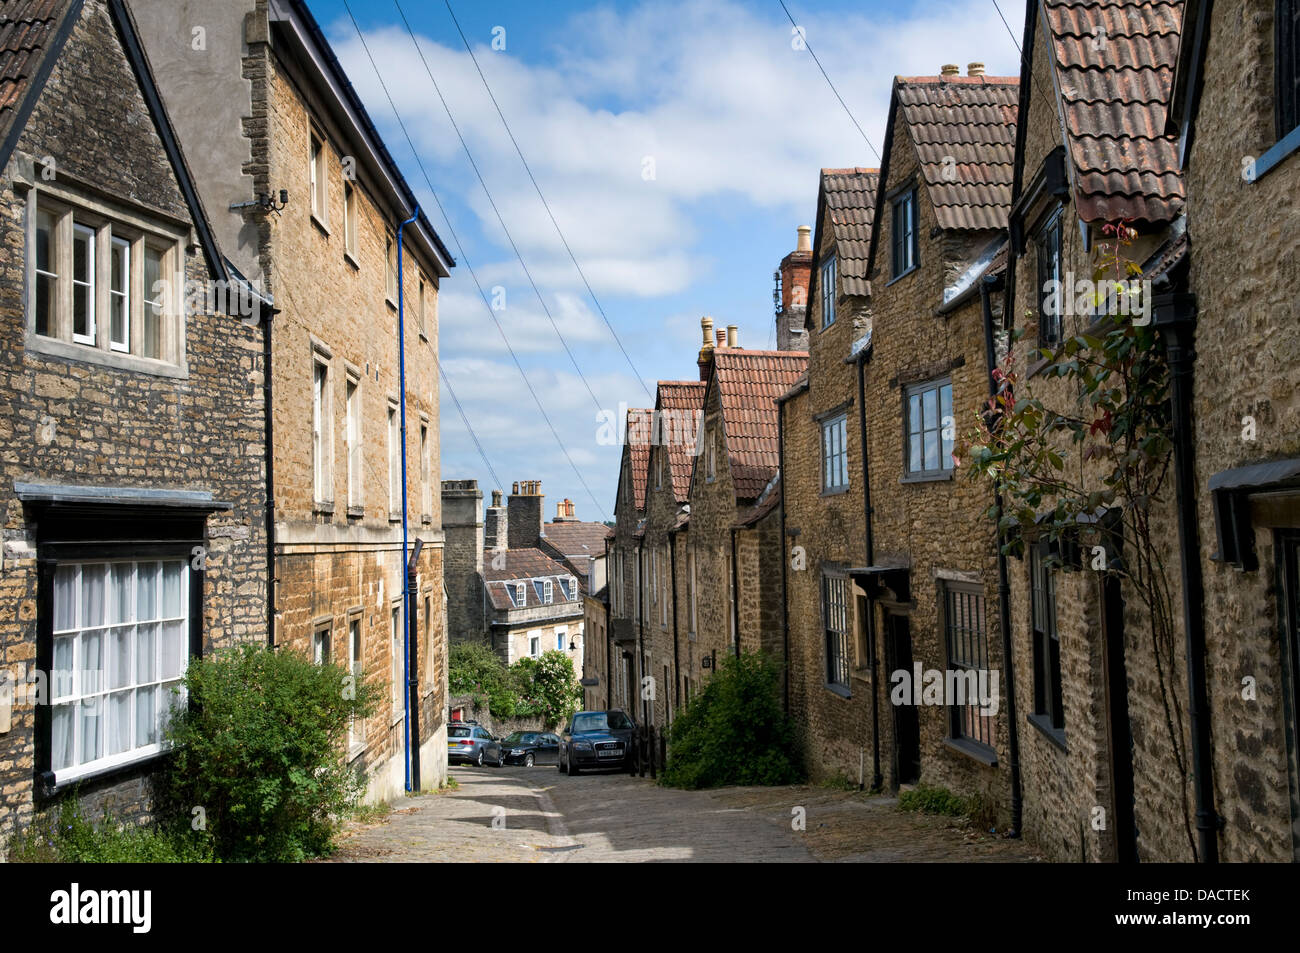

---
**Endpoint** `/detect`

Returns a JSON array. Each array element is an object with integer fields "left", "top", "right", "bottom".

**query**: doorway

[
  {"left": 885, "top": 609, "right": 920, "bottom": 785},
  {"left": 1101, "top": 570, "right": 1138, "bottom": 862}
]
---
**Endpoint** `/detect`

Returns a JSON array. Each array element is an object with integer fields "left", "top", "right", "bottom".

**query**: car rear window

[{"left": 449, "top": 726, "right": 471, "bottom": 738}]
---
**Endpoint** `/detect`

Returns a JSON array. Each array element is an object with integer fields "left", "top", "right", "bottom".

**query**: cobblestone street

[{"left": 324, "top": 765, "right": 1044, "bottom": 863}]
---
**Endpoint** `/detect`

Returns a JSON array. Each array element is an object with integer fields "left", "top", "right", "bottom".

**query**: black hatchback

[
  {"left": 559, "top": 709, "right": 638, "bottom": 775},
  {"left": 500, "top": 731, "right": 561, "bottom": 766}
]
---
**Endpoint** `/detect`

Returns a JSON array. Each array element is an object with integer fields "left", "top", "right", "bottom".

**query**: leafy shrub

[
  {"left": 449, "top": 643, "right": 582, "bottom": 727},
  {"left": 7, "top": 798, "right": 213, "bottom": 863},
  {"left": 660, "top": 651, "right": 804, "bottom": 789},
  {"left": 161, "top": 642, "right": 379, "bottom": 862},
  {"left": 898, "top": 783, "right": 974, "bottom": 818}
]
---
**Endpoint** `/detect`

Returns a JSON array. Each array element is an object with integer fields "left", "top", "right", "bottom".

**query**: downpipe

[{"left": 397, "top": 206, "right": 421, "bottom": 794}]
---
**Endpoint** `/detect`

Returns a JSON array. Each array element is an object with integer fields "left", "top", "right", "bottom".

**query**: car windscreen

[
  {"left": 573, "top": 712, "right": 633, "bottom": 732},
  {"left": 449, "top": 726, "right": 472, "bottom": 738},
  {"left": 502, "top": 732, "right": 525, "bottom": 744}
]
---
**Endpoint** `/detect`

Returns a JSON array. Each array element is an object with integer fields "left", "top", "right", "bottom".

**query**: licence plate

[{"left": 597, "top": 748, "right": 621, "bottom": 758}]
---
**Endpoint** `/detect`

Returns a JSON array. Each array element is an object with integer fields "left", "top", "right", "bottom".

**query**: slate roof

[
  {"left": 821, "top": 168, "right": 879, "bottom": 297},
  {"left": 1041, "top": 0, "right": 1185, "bottom": 224},
  {"left": 0, "top": 0, "right": 72, "bottom": 152},
  {"left": 657, "top": 380, "right": 706, "bottom": 503},
  {"left": 483, "top": 548, "right": 584, "bottom": 612},
  {"left": 712, "top": 349, "right": 809, "bottom": 501},
  {"left": 541, "top": 521, "right": 611, "bottom": 560},
  {"left": 624, "top": 407, "right": 654, "bottom": 513},
  {"left": 893, "top": 75, "right": 1019, "bottom": 231}
]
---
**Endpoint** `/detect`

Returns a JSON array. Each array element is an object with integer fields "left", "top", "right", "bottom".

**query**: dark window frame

[
  {"left": 1029, "top": 540, "right": 1066, "bottom": 743},
  {"left": 822, "top": 569, "right": 851, "bottom": 694},
  {"left": 821, "top": 412, "right": 849, "bottom": 493},
  {"left": 1035, "top": 206, "right": 1064, "bottom": 350},
  {"left": 939, "top": 579, "right": 996, "bottom": 753},
  {"left": 890, "top": 186, "right": 919, "bottom": 280},
  {"left": 1278, "top": 0, "right": 1300, "bottom": 139},
  {"left": 902, "top": 376, "right": 954, "bottom": 481},
  {"left": 820, "top": 255, "right": 837, "bottom": 329}
]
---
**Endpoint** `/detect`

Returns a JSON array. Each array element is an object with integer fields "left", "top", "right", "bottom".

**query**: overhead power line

[{"left": 342, "top": 0, "right": 609, "bottom": 520}]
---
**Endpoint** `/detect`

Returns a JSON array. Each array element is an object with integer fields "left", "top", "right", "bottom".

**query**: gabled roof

[
  {"left": 656, "top": 380, "right": 705, "bottom": 504},
  {"left": 0, "top": 0, "right": 238, "bottom": 293},
  {"left": 620, "top": 407, "right": 654, "bottom": 514},
  {"left": 710, "top": 349, "right": 809, "bottom": 501},
  {"left": 1040, "top": 0, "right": 1185, "bottom": 224},
  {"left": 821, "top": 168, "right": 879, "bottom": 297},
  {"left": 868, "top": 73, "right": 1018, "bottom": 279}
]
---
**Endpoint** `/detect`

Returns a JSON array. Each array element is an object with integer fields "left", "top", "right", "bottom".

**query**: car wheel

[
  {"left": 496, "top": 750, "right": 505, "bottom": 767},
  {"left": 567, "top": 750, "right": 579, "bottom": 776},
  {"left": 476, "top": 749, "right": 484, "bottom": 767},
  {"left": 525, "top": 753, "right": 535, "bottom": 768}
]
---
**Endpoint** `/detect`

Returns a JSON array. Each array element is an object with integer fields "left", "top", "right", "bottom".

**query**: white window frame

[
  {"left": 387, "top": 402, "right": 400, "bottom": 516},
  {"left": 528, "top": 630, "right": 541, "bottom": 659},
  {"left": 108, "top": 234, "right": 130, "bottom": 352},
  {"left": 386, "top": 234, "right": 397, "bottom": 303},
  {"left": 313, "top": 627, "right": 331, "bottom": 665},
  {"left": 50, "top": 559, "right": 190, "bottom": 782},
  {"left": 556, "top": 627, "right": 567, "bottom": 653},
  {"left": 343, "top": 180, "right": 357, "bottom": 258},
  {"left": 70, "top": 222, "right": 95, "bottom": 344},
  {"left": 345, "top": 372, "right": 361, "bottom": 508},
  {"left": 310, "top": 132, "right": 328, "bottom": 224},
  {"left": 419, "top": 419, "right": 431, "bottom": 516},
  {"left": 348, "top": 616, "right": 364, "bottom": 750},
  {"left": 391, "top": 605, "right": 403, "bottom": 717},
  {"left": 312, "top": 357, "right": 333, "bottom": 504}
]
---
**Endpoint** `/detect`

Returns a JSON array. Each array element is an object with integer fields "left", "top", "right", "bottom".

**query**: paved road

[{"left": 324, "top": 763, "right": 1042, "bottom": 863}]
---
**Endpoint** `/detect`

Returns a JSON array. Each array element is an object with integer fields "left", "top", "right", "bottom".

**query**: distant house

[{"left": 483, "top": 549, "right": 584, "bottom": 665}]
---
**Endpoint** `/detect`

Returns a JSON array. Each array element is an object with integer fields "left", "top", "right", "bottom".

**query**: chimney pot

[
  {"left": 796, "top": 225, "right": 811, "bottom": 252},
  {"left": 492, "top": 489, "right": 502, "bottom": 506},
  {"left": 716, "top": 329, "right": 727, "bottom": 348},
  {"left": 941, "top": 63, "right": 960, "bottom": 76},
  {"left": 512, "top": 481, "right": 519, "bottom": 494},
  {"left": 967, "top": 62, "right": 985, "bottom": 76},
  {"left": 701, "top": 315, "right": 714, "bottom": 346},
  {"left": 726, "top": 325, "right": 738, "bottom": 348}
]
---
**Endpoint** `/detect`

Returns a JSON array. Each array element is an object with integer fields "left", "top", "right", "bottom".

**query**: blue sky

[{"left": 308, "top": 0, "right": 1023, "bottom": 523}]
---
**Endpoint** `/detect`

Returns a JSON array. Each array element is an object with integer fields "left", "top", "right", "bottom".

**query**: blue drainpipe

[{"left": 397, "top": 206, "right": 419, "bottom": 792}]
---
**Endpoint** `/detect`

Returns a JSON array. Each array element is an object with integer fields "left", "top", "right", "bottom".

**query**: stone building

[
  {"left": 130, "top": 0, "right": 455, "bottom": 801},
  {"left": 482, "top": 549, "right": 585, "bottom": 666},
  {"left": 1002, "top": 0, "right": 1190, "bottom": 861},
  {"left": 441, "top": 479, "right": 483, "bottom": 643},
  {"left": 780, "top": 168, "right": 880, "bottom": 785},
  {"left": 686, "top": 325, "right": 806, "bottom": 692},
  {"left": 1164, "top": 0, "right": 1300, "bottom": 862},
  {"left": 608, "top": 408, "right": 653, "bottom": 714},
  {"left": 858, "top": 68, "right": 1016, "bottom": 808},
  {"left": 640, "top": 379, "right": 704, "bottom": 729},
  {"left": 0, "top": 0, "right": 267, "bottom": 844}
]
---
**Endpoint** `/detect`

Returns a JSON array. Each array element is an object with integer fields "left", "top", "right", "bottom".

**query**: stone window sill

[
  {"left": 824, "top": 682, "right": 851, "bottom": 700},
  {"left": 886, "top": 262, "right": 919, "bottom": 287},
  {"left": 944, "top": 735, "right": 997, "bottom": 767},
  {"left": 1027, "top": 712, "right": 1067, "bottom": 752},
  {"left": 347, "top": 504, "right": 364, "bottom": 519},
  {"left": 344, "top": 251, "right": 360, "bottom": 270},
  {"left": 389, "top": 513, "right": 402, "bottom": 523},
  {"left": 421, "top": 514, "right": 432, "bottom": 525},
  {"left": 821, "top": 484, "right": 850, "bottom": 497},
  {"left": 311, "top": 213, "right": 330, "bottom": 237},
  {"left": 26, "top": 330, "right": 188, "bottom": 379},
  {"left": 314, "top": 500, "right": 335, "bottom": 516},
  {"left": 900, "top": 471, "right": 953, "bottom": 485}
]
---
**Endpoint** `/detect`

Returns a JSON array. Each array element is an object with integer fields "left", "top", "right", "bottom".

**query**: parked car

[
  {"left": 447, "top": 722, "right": 504, "bottom": 767},
  {"left": 500, "top": 731, "right": 561, "bottom": 766},
  {"left": 559, "top": 709, "right": 638, "bottom": 775}
]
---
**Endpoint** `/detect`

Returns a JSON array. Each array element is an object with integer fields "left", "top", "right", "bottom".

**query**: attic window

[
  {"left": 1035, "top": 207, "right": 1064, "bottom": 348},
  {"left": 891, "top": 187, "right": 918, "bottom": 279},
  {"left": 820, "top": 255, "right": 837, "bottom": 328},
  {"left": 510, "top": 582, "right": 526, "bottom": 607},
  {"left": 533, "top": 579, "right": 554, "bottom": 604}
]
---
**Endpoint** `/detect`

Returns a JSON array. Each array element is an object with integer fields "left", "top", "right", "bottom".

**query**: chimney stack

[
  {"left": 698, "top": 316, "right": 715, "bottom": 381},
  {"left": 507, "top": 480, "right": 544, "bottom": 549},
  {"left": 775, "top": 225, "right": 813, "bottom": 352},
  {"left": 726, "top": 325, "right": 738, "bottom": 348},
  {"left": 967, "top": 62, "right": 985, "bottom": 77},
  {"left": 941, "top": 63, "right": 960, "bottom": 76}
]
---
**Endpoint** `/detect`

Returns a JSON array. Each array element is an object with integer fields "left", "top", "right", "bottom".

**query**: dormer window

[
  {"left": 532, "top": 579, "right": 554, "bottom": 604},
  {"left": 891, "top": 186, "right": 918, "bottom": 278},
  {"left": 820, "top": 255, "right": 837, "bottom": 328},
  {"left": 510, "top": 582, "right": 526, "bottom": 607}
]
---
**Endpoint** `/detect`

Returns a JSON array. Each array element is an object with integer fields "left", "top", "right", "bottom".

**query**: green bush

[
  {"left": 7, "top": 798, "right": 214, "bottom": 863},
  {"left": 661, "top": 651, "right": 804, "bottom": 789},
  {"left": 898, "top": 783, "right": 974, "bottom": 818},
  {"left": 161, "top": 642, "right": 379, "bottom": 862},
  {"left": 449, "top": 643, "right": 582, "bottom": 727}
]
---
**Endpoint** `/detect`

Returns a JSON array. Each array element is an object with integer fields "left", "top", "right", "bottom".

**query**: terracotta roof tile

[
  {"left": 0, "top": 0, "right": 73, "bottom": 147},
  {"left": 821, "top": 168, "right": 879, "bottom": 296},
  {"left": 895, "top": 77, "right": 1019, "bottom": 231},
  {"left": 483, "top": 548, "right": 584, "bottom": 612},
  {"left": 624, "top": 407, "right": 654, "bottom": 512},
  {"left": 656, "top": 380, "right": 705, "bottom": 503},
  {"left": 713, "top": 350, "right": 809, "bottom": 501},
  {"left": 1042, "top": 0, "right": 1185, "bottom": 224}
]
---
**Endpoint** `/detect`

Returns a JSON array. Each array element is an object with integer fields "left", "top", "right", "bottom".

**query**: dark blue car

[{"left": 559, "top": 709, "right": 638, "bottom": 775}]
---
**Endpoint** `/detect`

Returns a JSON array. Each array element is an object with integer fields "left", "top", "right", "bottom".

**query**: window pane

[
  {"left": 82, "top": 630, "right": 103, "bottom": 696},
  {"left": 36, "top": 210, "right": 52, "bottom": 273},
  {"left": 136, "top": 685, "right": 157, "bottom": 746},
  {"left": 143, "top": 247, "right": 163, "bottom": 359},
  {"left": 36, "top": 273, "right": 52, "bottom": 337},
  {"left": 54, "top": 565, "right": 76, "bottom": 631},
  {"left": 924, "top": 429, "right": 940, "bottom": 471},
  {"left": 52, "top": 636, "right": 74, "bottom": 700},
  {"left": 941, "top": 384, "right": 954, "bottom": 468},
  {"left": 162, "top": 563, "right": 183, "bottom": 618},
  {"left": 80, "top": 698, "right": 102, "bottom": 764},
  {"left": 908, "top": 393, "right": 921, "bottom": 436},
  {"left": 81, "top": 564, "right": 105, "bottom": 629},
  {"left": 909, "top": 433, "right": 921, "bottom": 473},
  {"left": 137, "top": 562, "right": 159, "bottom": 621},
  {"left": 109, "top": 626, "right": 132, "bottom": 689},
  {"left": 108, "top": 690, "right": 133, "bottom": 755},
  {"left": 922, "top": 387, "right": 938, "bottom": 434},
  {"left": 111, "top": 563, "right": 133, "bottom": 623},
  {"left": 136, "top": 623, "right": 157, "bottom": 683},
  {"left": 161, "top": 620, "right": 186, "bottom": 679},
  {"left": 73, "top": 228, "right": 89, "bottom": 281},
  {"left": 52, "top": 704, "right": 74, "bottom": 771}
]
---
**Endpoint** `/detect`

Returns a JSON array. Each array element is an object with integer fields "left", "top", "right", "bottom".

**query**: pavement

[{"left": 322, "top": 763, "right": 1044, "bottom": 863}]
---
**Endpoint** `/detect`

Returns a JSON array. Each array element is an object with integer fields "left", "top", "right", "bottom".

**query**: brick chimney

[
  {"left": 507, "top": 480, "right": 544, "bottom": 549},
  {"left": 484, "top": 488, "right": 507, "bottom": 552},
  {"left": 698, "top": 316, "right": 715, "bottom": 381},
  {"left": 775, "top": 225, "right": 812, "bottom": 351}
]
